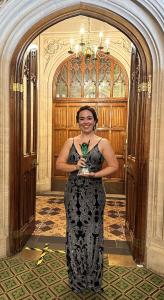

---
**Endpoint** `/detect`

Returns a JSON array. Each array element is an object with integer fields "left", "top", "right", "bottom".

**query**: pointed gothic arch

[{"left": 9, "top": 3, "right": 152, "bottom": 261}]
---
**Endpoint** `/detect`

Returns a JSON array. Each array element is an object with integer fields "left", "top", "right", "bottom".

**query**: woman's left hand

[{"left": 80, "top": 172, "right": 96, "bottom": 177}]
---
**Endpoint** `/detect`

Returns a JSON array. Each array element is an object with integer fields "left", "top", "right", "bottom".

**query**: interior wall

[
  {"left": 36, "top": 16, "right": 132, "bottom": 192},
  {"left": 0, "top": 0, "right": 163, "bottom": 275}
]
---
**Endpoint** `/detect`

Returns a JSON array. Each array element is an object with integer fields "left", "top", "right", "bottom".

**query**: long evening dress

[{"left": 64, "top": 138, "right": 105, "bottom": 292}]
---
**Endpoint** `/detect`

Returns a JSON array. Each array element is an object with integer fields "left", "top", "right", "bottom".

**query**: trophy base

[{"left": 78, "top": 167, "right": 90, "bottom": 176}]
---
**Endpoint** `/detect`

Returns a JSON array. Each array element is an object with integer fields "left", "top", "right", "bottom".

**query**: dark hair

[{"left": 76, "top": 106, "right": 98, "bottom": 126}]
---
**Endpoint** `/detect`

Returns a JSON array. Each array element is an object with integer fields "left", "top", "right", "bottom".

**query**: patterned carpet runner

[{"left": 33, "top": 193, "right": 126, "bottom": 241}]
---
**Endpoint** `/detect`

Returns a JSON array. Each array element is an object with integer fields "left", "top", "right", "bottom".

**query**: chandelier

[{"left": 68, "top": 27, "right": 110, "bottom": 60}]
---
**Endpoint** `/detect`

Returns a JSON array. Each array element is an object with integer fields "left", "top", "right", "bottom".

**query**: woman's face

[{"left": 78, "top": 110, "right": 96, "bottom": 133}]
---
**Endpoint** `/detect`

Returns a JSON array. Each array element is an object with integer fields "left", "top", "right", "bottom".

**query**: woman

[{"left": 56, "top": 105, "right": 118, "bottom": 293}]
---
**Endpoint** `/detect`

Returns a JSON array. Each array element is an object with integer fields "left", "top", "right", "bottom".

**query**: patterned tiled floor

[
  {"left": 33, "top": 192, "right": 126, "bottom": 241},
  {"left": 0, "top": 250, "right": 164, "bottom": 300}
]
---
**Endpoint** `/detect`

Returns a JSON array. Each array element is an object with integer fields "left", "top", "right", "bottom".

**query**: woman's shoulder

[
  {"left": 101, "top": 138, "right": 110, "bottom": 143},
  {"left": 97, "top": 137, "right": 112, "bottom": 150},
  {"left": 96, "top": 136, "right": 110, "bottom": 144},
  {"left": 63, "top": 138, "right": 74, "bottom": 148}
]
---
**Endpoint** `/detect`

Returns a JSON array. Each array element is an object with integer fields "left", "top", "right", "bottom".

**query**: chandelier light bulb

[
  {"left": 70, "top": 38, "right": 74, "bottom": 46},
  {"left": 68, "top": 28, "right": 109, "bottom": 59},
  {"left": 80, "top": 27, "right": 85, "bottom": 46},
  {"left": 94, "top": 45, "right": 98, "bottom": 53},
  {"left": 105, "top": 38, "right": 110, "bottom": 47},
  {"left": 75, "top": 44, "right": 80, "bottom": 51},
  {"left": 68, "top": 38, "right": 74, "bottom": 54},
  {"left": 105, "top": 38, "right": 110, "bottom": 54},
  {"left": 99, "top": 32, "right": 103, "bottom": 38},
  {"left": 98, "top": 32, "right": 104, "bottom": 50},
  {"left": 80, "top": 28, "right": 85, "bottom": 35},
  {"left": 93, "top": 45, "right": 98, "bottom": 60},
  {"left": 75, "top": 44, "right": 80, "bottom": 58}
]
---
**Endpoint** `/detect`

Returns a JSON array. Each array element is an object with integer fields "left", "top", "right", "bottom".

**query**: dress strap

[{"left": 97, "top": 138, "right": 103, "bottom": 145}]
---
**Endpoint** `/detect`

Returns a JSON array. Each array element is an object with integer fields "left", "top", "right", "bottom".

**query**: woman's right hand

[{"left": 76, "top": 157, "right": 86, "bottom": 170}]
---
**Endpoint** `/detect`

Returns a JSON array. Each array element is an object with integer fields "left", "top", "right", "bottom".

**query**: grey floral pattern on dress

[{"left": 64, "top": 140, "right": 105, "bottom": 292}]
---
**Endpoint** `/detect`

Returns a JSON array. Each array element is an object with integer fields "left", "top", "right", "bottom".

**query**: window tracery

[{"left": 54, "top": 53, "right": 128, "bottom": 99}]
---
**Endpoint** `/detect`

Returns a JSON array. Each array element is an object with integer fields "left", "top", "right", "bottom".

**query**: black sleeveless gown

[{"left": 64, "top": 140, "right": 105, "bottom": 292}]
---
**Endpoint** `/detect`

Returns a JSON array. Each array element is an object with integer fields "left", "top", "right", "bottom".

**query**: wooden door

[
  {"left": 52, "top": 54, "right": 128, "bottom": 193},
  {"left": 126, "top": 47, "right": 138, "bottom": 260},
  {"left": 10, "top": 49, "right": 38, "bottom": 253},
  {"left": 126, "top": 46, "right": 151, "bottom": 262}
]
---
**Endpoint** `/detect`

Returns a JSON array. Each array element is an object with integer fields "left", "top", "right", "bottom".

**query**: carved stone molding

[
  {"left": 113, "top": 38, "right": 131, "bottom": 53},
  {"left": 43, "top": 36, "right": 131, "bottom": 70},
  {"left": 43, "top": 38, "right": 68, "bottom": 70},
  {"left": 0, "top": 0, "right": 9, "bottom": 8}
]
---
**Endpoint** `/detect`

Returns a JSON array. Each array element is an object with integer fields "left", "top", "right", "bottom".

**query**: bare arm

[
  {"left": 94, "top": 139, "right": 119, "bottom": 178},
  {"left": 56, "top": 138, "right": 86, "bottom": 173}
]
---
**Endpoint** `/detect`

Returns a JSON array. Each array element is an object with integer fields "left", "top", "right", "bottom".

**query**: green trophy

[{"left": 78, "top": 140, "right": 90, "bottom": 175}]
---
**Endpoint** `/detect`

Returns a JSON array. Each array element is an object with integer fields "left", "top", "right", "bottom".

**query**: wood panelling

[
  {"left": 112, "top": 105, "right": 127, "bottom": 128},
  {"left": 68, "top": 130, "right": 81, "bottom": 138},
  {"left": 96, "top": 129, "right": 109, "bottom": 139},
  {"left": 52, "top": 55, "right": 129, "bottom": 191},
  {"left": 126, "top": 46, "right": 150, "bottom": 263},
  {"left": 53, "top": 129, "right": 67, "bottom": 154},
  {"left": 9, "top": 50, "right": 38, "bottom": 254},
  {"left": 53, "top": 105, "right": 67, "bottom": 128},
  {"left": 97, "top": 106, "right": 111, "bottom": 128},
  {"left": 111, "top": 131, "right": 126, "bottom": 155},
  {"left": 19, "top": 50, "right": 38, "bottom": 250},
  {"left": 126, "top": 47, "right": 139, "bottom": 260},
  {"left": 67, "top": 106, "right": 79, "bottom": 128}
]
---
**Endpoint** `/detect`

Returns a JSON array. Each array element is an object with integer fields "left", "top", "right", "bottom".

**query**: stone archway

[{"left": 0, "top": 0, "right": 163, "bottom": 273}]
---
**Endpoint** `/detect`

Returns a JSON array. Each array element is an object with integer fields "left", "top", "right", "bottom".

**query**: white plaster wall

[{"left": 0, "top": 0, "right": 163, "bottom": 274}]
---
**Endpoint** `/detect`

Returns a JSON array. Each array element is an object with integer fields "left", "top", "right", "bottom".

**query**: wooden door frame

[{"left": 9, "top": 3, "right": 152, "bottom": 257}]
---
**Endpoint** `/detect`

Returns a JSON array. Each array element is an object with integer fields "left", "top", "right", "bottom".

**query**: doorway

[
  {"left": 51, "top": 38, "right": 129, "bottom": 195},
  {"left": 31, "top": 17, "right": 131, "bottom": 260},
  {"left": 9, "top": 4, "right": 152, "bottom": 259}
]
